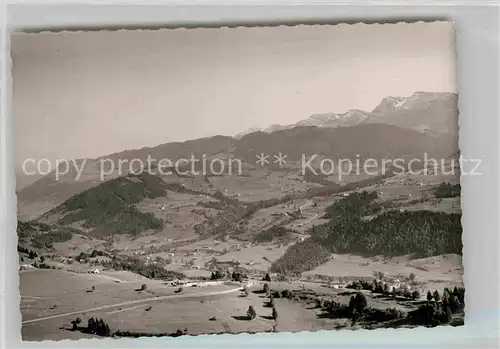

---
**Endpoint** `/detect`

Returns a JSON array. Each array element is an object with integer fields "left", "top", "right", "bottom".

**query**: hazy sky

[{"left": 12, "top": 21, "right": 456, "bottom": 165}]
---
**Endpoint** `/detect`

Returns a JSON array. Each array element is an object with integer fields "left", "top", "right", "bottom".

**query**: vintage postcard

[{"left": 13, "top": 22, "right": 464, "bottom": 341}]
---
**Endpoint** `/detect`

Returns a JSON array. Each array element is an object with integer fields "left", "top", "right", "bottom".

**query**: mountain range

[{"left": 234, "top": 91, "right": 458, "bottom": 138}]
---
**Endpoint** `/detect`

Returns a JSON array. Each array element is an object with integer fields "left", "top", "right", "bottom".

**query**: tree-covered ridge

[
  {"left": 271, "top": 190, "right": 462, "bottom": 275},
  {"left": 433, "top": 182, "right": 461, "bottom": 198},
  {"left": 52, "top": 173, "right": 165, "bottom": 236},
  {"left": 312, "top": 191, "right": 462, "bottom": 257}
]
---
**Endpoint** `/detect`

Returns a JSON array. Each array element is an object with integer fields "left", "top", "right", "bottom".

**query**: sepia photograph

[{"left": 13, "top": 22, "right": 465, "bottom": 341}]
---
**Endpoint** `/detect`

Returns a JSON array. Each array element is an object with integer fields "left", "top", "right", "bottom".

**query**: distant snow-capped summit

[
  {"left": 234, "top": 109, "right": 371, "bottom": 138},
  {"left": 234, "top": 127, "right": 263, "bottom": 140},
  {"left": 233, "top": 91, "right": 458, "bottom": 139}
]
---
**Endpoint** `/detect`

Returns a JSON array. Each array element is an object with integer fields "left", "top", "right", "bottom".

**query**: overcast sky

[{"left": 12, "top": 21, "right": 456, "bottom": 165}]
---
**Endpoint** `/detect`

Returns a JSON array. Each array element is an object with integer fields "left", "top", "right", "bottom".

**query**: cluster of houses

[
  {"left": 380, "top": 177, "right": 425, "bottom": 187},
  {"left": 221, "top": 188, "right": 241, "bottom": 197}
]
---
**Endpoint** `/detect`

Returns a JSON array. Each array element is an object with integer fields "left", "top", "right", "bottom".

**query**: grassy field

[
  {"left": 20, "top": 269, "right": 246, "bottom": 340},
  {"left": 302, "top": 254, "right": 463, "bottom": 293},
  {"left": 21, "top": 262, "right": 464, "bottom": 341}
]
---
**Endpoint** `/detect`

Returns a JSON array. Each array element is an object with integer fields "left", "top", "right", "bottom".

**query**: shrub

[
  {"left": 280, "top": 289, "right": 292, "bottom": 299},
  {"left": 412, "top": 290, "right": 421, "bottom": 300},
  {"left": 272, "top": 306, "right": 278, "bottom": 320},
  {"left": 268, "top": 296, "right": 275, "bottom": 307},
  {"left": 247, "top": 306, "right": 256, "bottom": 320},
  {"left": 263, "top": 283, "right": 270, "bottom": 294},
  {"left": 70, "top": 317, "right": 82, "bottom": 331}
]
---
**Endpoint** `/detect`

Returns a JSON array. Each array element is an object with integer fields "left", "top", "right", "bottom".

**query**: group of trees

[
  {"left": 272, "top": 305, "right": 278, "bottom": 320},
  {"left": 114, "top": 328, "right": 188, "bottom": 338},
  {"left": 70, "top": 317, "right": 111, "bottom": 337},
  {"left": 320, "top": 293, "right": 369, "bottom": 324},
  {"left": 231, "top": 271, "right": 244, "bottom": 282},
  {"left": 17, "top": 246, "right": 38, "bottom": 259},
  {"left": 30, "top": 229, "right": 74, "bottom": 249},
  {"left": 71, "top": 316, "right": 192, "bottom": 338},
  {"left": 32, "top": 262, "right": 55, "bottom": 270},
  {"left": 272, "top": 190, "right": 462, "bottom": 274},
  {"left": 17, "top": 220, "right": 51, "bottom": 240},
  {"left": 18, "top": 246, "right": 56, "bottom": 269},
  {"left": 425, "top": 287, "right": 465, "bottom": 308},
  {"left": 245, "top": 303, "right": 277, "bottom": 322},
  {"left": 17, "top": 221, "right": 76, "bottom": 250},
  {"left": 85, "top": 318, "right": 111, "bottom": 337},
  {"left": 410, "top": 302, "right": 454, "bottom": 326},
  {"left": 90, "top": 249, "right": 111, "bottom": 258},
  {"left": 241, "top": 284, "right": 279, "bottom": 323},
  {"left": 271, "top": 288, "right": 293, "bottom": 299},
  {"left": 210, "top": 270, "right": 224, "bottom": 280},
  {"left": 348, "top": 293, "right": 368, "bottom": 324},
  {"left": 265, "top": 294, "right": 279, "bottom": 321},
  {"left": 346, "top": 279, "right": 420, "bottom": 300},
  {"left": 323, "top": 191, "right": 381, "bottom": 220},
  {"left": 321, "top": 292, "right": 404, "bottom": 324},
  {"left": 208, "top": 270, "right": 246, "bottom": 282},
  {"left": 270, "top": 239, "right": 330, "bottom": 275},
  {"left": 75, "top": 249, "right": 113, "bottom": 263},
  {"left": 263, "top": 283, "right": 270, "bottom": 295},
  {"left": 310, "top": 191, "right": 462, "bottom": 257}
]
